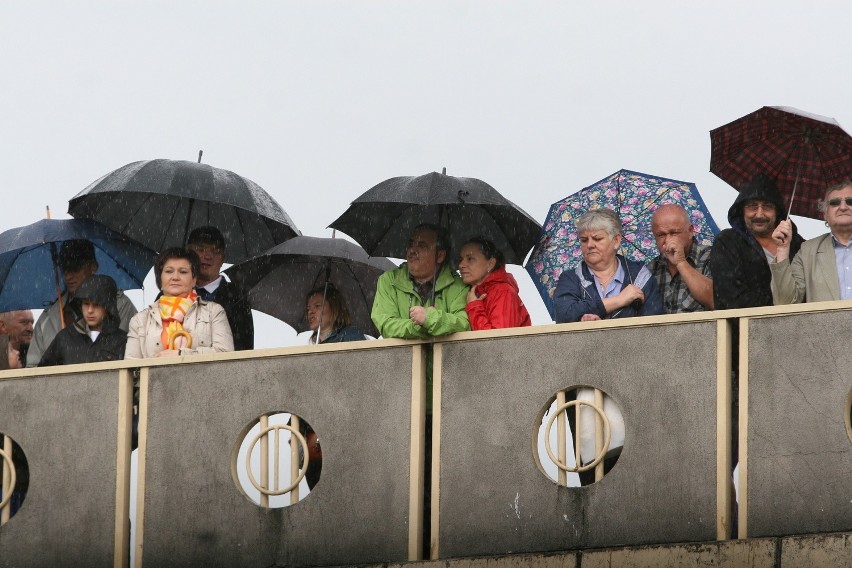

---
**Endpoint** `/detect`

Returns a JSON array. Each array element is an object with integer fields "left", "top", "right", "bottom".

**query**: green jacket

[{"left": 371, "top": 263, "right": 471, "bottom": 339}]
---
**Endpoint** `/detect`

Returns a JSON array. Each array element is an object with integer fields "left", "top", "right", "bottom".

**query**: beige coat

[
  {"left": 770, "top": 233, "right": 840, "bottom": 304},
  {"left": 125, "top": 299, "right": 234, "bottom": 359}
]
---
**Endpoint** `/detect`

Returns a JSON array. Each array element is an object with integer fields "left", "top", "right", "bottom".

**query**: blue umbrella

[
  {"left": 525, "top": 169, "right": 720, "bottom": 318},
  {"left": 0, "top": 218, "right": 156, "bottom": 312}
]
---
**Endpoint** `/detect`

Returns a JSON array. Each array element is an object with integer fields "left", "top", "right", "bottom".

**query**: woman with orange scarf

[{"left": 125, "top": 248, "right": 234, "bottom": 358}]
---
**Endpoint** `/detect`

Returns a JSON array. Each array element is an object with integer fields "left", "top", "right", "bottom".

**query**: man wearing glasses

[
  {"left": 710, "top": 174, "right": 804, "bottom": 309},
  {"left": 771, "top": 180, "right": 852, "bottom": 303},
  {"left": 186, "top": 226, "right": 254, "bottom": 351}
]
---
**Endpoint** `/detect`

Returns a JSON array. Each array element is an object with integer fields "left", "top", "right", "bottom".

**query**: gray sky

[{"left": 2, "top": 1, "right": 850, "bottom": 347}]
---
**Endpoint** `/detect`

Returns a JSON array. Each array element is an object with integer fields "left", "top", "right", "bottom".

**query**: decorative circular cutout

[
  {"left": 533, "top": 387, "right": 624, "bottom": 487},
  {"left": 0, "top": 434, "right": 28, "bottom": 523},
  {"left": 231, "top": 413, "right": 321, "bottom": 508}
]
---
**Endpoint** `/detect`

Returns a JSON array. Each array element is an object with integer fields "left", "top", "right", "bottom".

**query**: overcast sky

[{"left": 2, "top": 1, "right": 850, "bottom": 347}]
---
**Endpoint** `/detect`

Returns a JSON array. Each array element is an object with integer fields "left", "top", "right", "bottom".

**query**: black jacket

[
  {"left": 710, "top": 176, "right": 803, "bottom": 309},
  {"left": 198, "top": 279, "right": 254, "bottom": 351},
  {"left": 39, "top": 274, "right": 128, "bottom": 366}
]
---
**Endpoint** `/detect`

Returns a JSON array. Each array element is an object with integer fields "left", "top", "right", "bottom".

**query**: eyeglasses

[
  {"left": 188, "top": 244, "right": 223, "bottom": 255},
  {"left": 827, "top": 197, "right": 852, "bottom": 208},
  {"left": 743, "top": 202, "right": 776, "bottom": 213}
]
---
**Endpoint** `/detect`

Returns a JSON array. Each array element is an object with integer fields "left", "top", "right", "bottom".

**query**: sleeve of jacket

[
  {"left": 228, "top": 300, "right": 254, "bottom": 351},
  {"left": 709, "top": 230, "right": 759, "bottom": 309},
  {"left": 554, "top": 269, "right": 606, "bottom": 323},
  {"left": 117, "top": 292, "right": 138, "bottom": 332},
  {"left": 770, "top": 256, "right": 806, "bottom": 304},
  {"left": 26, "top": 305, "right": 59, "bottom": 367},
  {"left": 465, "top": 285, "right": 524, "bottom": 330},
  {"left": 638, "top": 268, "right": 664, "bottom": 316},
  {"left": 422, "top": 279, "right": 470, "bottom": 336},
  {"left": 124, "top": 311, "right": 146, "bottom": 359},
  {"left": 37, "top": 334, "right": 64, "bottom": 367},
  {"left": 371, "top": 272, "right": 426, "bottom": 339},
  {"left": 185, "top": 303, "right": 234, "bottom": 355}
]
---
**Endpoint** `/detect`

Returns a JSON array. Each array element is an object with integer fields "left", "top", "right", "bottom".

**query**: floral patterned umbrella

[{"left": 525, "top": 169, "right": 720, "bottom": 318}]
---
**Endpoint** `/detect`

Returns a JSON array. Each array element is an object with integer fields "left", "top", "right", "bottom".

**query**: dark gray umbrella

[
  {"left": 224, "top": 236, "right": 395, "bottom": 338},
  {"left": 328, "top": 170, "right": 541, "bottom": 264},
  {"left": 68, "top": 159, "right": 300, "bottom": 263}
]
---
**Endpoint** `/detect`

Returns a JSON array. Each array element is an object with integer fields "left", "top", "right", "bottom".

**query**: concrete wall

[
  {"left": 137, "top": 344, "right": 420, "bottom": 567},
  {"left": 435, "top": 320, "right": 722, "bottom": 557},
  {"left": 745, "top": 310, "right": 852, "bottom": 537},
  {"left": 0, "top": 370, "right": 125, "bottom": 568}
]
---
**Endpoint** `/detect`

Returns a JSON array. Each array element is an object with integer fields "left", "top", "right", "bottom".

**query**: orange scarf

[{"left": 158, "top": 291, "right": 198, "bottom": 350}]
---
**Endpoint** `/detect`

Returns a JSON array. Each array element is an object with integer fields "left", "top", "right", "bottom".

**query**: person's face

[
  {"left": 80, "top": 300, "right": 107, "bottom": 331},
  {"left": 160, "top": 258, "right": 197, "bottom": 297},
  {"left": 742, "top": 199, "right": 778, "bottom": 237},
  {"left": 61, "top": 262, "right": 98, "bottom": 295},
  {"left": 457, "top": 244, "right": 496, "bottom": 286},
  {"left": 406, "top": 228, "right": 446, "bottom": 282},
  {"left": 2, "top": 310, "right": 34, "bottom": 347},
  {"left": 305, "top": 293, "right": 334, "bottom": 332},
  {"left": 824, "top": 185, "right": 852, "bottom": 233},
  {"left": 187, "top": 242, "right": 225, "bottom": 285},
  {"left": 579, "top": 229, "right": 620, "bottom": 268},
  {"left": 651, "top": 207, "right": 694, "bottom": 257}
]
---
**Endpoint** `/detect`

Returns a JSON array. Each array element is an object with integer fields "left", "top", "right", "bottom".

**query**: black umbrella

[
  {"left": 328, "top": 170, "right": 541, "bottom": 264},
  {"left": 68, "top": 158, "right": 300, "bottom": 263},
  {"left": 224, "top": 236, "right": 395, "bottom": 338}
]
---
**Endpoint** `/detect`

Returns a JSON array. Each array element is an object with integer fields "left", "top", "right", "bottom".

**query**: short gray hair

[
  {"left": 574, "top": 208, "right": 622, "bottom": 238},
  {"left": 817, "top": 180, "right": 852, "bottom": 214}
]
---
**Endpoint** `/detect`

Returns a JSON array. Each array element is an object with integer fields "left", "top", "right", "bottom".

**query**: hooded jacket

[
  {"left": 554, "top": 255, "right": 663, "bottom": 322},
  {"left": 465, "top": 266, "right": 532, "bottom": 331},
  {"left": 38, "top": 275, "right": 128, "bottom": 366},
  {"left": 710, "top": 175, "right": 803, "bottom": 309},
  {"left": 371, "top": 262, "right": 470, "bottom": 339}
]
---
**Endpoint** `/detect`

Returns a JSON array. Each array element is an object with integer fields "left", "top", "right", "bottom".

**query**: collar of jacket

[{"left": 391, "top": 262, "right": 458, "bottom": 294}]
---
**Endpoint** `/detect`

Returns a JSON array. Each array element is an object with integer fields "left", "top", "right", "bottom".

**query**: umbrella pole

[
  {"left": 786, "top": 167, "right": 801, "bottom": 220},
  {"left": 316, "top": 268, "right": 331, "bottom": 345},
  {"left": 49, "top": 242, "right": 67, "bottom": 330}
]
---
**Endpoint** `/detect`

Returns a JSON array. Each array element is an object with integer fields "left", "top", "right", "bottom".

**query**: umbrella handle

[{"left": 168, "top": 330, "right": 193, "bottom": 350}]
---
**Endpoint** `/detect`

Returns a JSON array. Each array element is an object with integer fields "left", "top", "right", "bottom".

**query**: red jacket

[{"left": 465, "top": 266, "right": 532, "bottom": 331}]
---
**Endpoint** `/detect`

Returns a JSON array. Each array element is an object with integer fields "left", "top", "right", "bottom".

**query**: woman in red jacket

[{"left": 458, "top": 237, "right": 532, "bottom": 330}]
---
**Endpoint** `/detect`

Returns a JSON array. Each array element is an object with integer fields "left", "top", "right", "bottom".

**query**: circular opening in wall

[
  {"left": 533, "top": 387, "right": 624, "bottom": 487},
  {"left": 231, "top": 412, "right": 321, "bottom": 508},
  {"left": 0, "top": 433, "right": 29, "bottom": 524},
  {"left": 845, "top": 388, "right": 851, "bottom": 444}
]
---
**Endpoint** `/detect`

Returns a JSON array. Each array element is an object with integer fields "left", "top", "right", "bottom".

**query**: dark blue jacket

[
  {"left": 319, "top": 325, "right": 365, "bottom": 344},
  {"left": 554, "top": 255, "right": 663, "bottom": 323}
]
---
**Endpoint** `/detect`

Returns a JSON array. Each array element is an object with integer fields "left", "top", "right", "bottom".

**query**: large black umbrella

[
  {"left": 68, "top": 159, "right": 300, "bottom": 263},
  {"left": 0, "top": 218, "right": 155, "bottom": 313},
  {"left": 329, "top": 170, "right": 541, "bottom": 264},
  {"left": 225, "top": 236, "right": 395, "bottom": 338}
]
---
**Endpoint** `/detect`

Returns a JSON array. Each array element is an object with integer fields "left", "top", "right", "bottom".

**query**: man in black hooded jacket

[
  {"left": 710, "top": 174, "right": 804, "bottom": 309},
  {"left": 38, "top": 274, "right": 128, "bottom": 366}
]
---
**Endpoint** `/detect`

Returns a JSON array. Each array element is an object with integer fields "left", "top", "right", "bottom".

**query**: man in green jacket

[{"left": 371, "top": 223, "right": 470, "bottom": 340}]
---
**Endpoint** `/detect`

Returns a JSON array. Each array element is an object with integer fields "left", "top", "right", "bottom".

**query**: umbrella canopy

[
  {"left": 0, "top": 218, "right": 156, "bottom": 312},
  {"left": 225, "top": 236, "right": 395, "bottom": 337},
  {"left": 525, "top": 169, "right": 720, "bottom": 318},
  {"left": 328, "top": 171, "right": 541, "bottom": 265},
  {"left": 710, "top": 106, "right": 852, "bottom": 220},
  {"left": 68, "top": 159, "right": 300, "bottom": 263}
]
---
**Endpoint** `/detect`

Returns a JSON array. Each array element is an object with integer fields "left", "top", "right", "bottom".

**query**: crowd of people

[{"left": 0, "top": 176, "right": 850, "bottom": 370}]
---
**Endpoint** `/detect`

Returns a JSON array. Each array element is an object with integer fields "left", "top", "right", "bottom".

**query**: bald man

[
  {"left": 649, "top": 204, "right": 714, "bottom": 313},
  {"left": 0, "top": 310, "right": 34, "bottom": 370}
]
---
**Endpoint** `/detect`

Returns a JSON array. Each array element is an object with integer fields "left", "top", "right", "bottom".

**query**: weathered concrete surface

[
  {"left": 354, "top": 533, "right": 851, "bottom": 568},
  {"left": 139, "top": 345, "right": 418, "bottom": 567},
  {"left": 0, "top": 371, "right": 121, "bottom": 568},
  {"left": 779, "top": 532, "right": 852, "bottom": 568},
  {"left": 746, "top": 311, "right": 852, "bottom": 537},
  {"left": 437, "top": 321, "right": 720, "bottom": 557}
]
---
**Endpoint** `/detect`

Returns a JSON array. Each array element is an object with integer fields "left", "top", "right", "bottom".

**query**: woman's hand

[
  {"left": 466, "top": 286, "right": 486, "bottom": 304},
  {"left": 618, "top": 284, "right": 645, "bottom": 307},
  {"left": 155, "top": 349, "right": 180, "bottom": 358}
]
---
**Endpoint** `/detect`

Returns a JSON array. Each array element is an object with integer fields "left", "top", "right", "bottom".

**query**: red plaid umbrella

[{"left": 710, "top": 106, "right": 852, "bottom": 220}]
